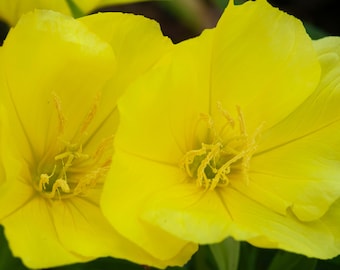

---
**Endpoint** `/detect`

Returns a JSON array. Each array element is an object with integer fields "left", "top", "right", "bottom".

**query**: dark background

[
  {"left": 0, "top": 0, "right": 339, "bottom": 45},
  {"left": 97, "top": 0, "right": 340, "bottom": 42}
]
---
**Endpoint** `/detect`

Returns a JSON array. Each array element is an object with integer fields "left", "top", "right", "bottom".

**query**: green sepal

[
  {"left": 65, "top": 0, "right": 85, "bottom": 18},
  {"left": 209, "top": 237, "right": 240, "bottom": 270}
]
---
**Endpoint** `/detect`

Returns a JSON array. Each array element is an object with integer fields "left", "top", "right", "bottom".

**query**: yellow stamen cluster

[
  {"left": 180, "top": 105, "right": 261, "bottom": 191},
  {"left": 38, "top": 142, "right": 89, "bottom": 199},
  {"left": 34, "top": 92, "right": 113, "bottom": 200}
]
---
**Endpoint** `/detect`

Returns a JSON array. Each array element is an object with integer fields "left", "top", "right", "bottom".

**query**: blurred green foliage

[
  {"left": 268, "top": 251, "right": 317, "bottom": 270},
  {"left": 303, "top": 22, "right": 329, "bottom": 40},
  {"left": 2, "top": 224, "right": 340, "bottom": 270}
]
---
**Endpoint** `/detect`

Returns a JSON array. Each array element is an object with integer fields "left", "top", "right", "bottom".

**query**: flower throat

[
  {"left": 180, "top": 104, "right": 262, "bottom": 191},
  {"left": 34, "top": 92, "right": 113, "bottom": 200}
]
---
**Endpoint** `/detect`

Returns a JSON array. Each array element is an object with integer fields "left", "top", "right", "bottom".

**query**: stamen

[
  {"left": 43, "top": 179, "right": 71, "bottom": 199},
  {"left": 180, "top": 147, "right": 207, "bottom": 177},
  {"left": 198, "top": 113, "right": 219, "bottom": 143},
  {"left": 38, "top": 165, "right": 56, "bottom": 192},
  {"left": 217, "top": 102, "right": 235, "bottom": 128},
  {"left": 236, "top": 105, "right": 247, "bottom": 137},
  {"left": 195, "top": 143, "right": 221, "bottom": 189},
  {"left": 35, "top": 92, "right": 113, "bottom": 200},
  {"left": 92, "top": 135, "right": 114, "bottom": 163},
  {"left": 55, "top": 142, "right": 89, "bottom": 162},
  {"left": 80, "top": 92, "right": 101, "bottom": 136},
  {"left": 180, "top": 105, "right": 262, "bottom": 191},
  {"left": 36, "top": 140, "right": 90, "bottom": 199},
  {"left": 52, "top": 92, "right": 66, "bottom": 134}
]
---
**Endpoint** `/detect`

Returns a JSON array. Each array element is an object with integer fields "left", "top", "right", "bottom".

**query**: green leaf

[
  {"left": 0, "top": 225, "right": 28, "bottom": 270},
  {"left": 209, "top": 237, "right": 240, "bottom": 270},
  {"left": 65, "top": 0, "right": 85, "bottom": 18},
  {"left": 268, "top": 251, "right": 317, "bottom": 270}
]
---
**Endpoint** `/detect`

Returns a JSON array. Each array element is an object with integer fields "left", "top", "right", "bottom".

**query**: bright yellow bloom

[
  {"left": 0, "top": 0, "right": 147, "bottom": 25},
  {"left": 0, "top": 9, "right": 196, "bottom": 269},
  {"left": 101, "top": 0, "right": 340, "bottom": 262}
]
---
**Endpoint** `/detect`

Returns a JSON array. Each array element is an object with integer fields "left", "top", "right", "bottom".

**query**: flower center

[
  {"left": 180, "top": 105, "right": 261, "bottom": 191},
  {"left": 33, "top": 92, "right": 113, "bottom": 200}
]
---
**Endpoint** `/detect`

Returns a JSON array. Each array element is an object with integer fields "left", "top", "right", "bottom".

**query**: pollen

[
  {"left": 33, "top": 92, "right": 113, "bottom": 200},
  {"left": 180, "top": 105, "right": 262, "bottom": 191}
]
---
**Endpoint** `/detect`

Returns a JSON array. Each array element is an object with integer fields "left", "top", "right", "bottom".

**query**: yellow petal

[
  {"left": 100, "top": 0, "right": 339, "bottom": 262},
  {"left": 0, "top": 0, "right": 148, "bottom": 25},
  {"left": 321, "top": 199, "right": 340, "bottom": 252},
  {"left": 79, "top": 12, "right": 172, "bottom": 108},
  {"left": 250, "top": 126, "right": 340, "bottom": 222},
  {"left": 142, "top": 183, "right": 232, "bottom": 244},
  {"left": 51, "top": 190, "right": 194, "bottom": 268},
  {"left": 211, "top": 0, "right": 320, "bottom": 132},
  {"left": 113, "top": 30, "right": 214, "bottom": 165},
  {"left": 220, "top": 188, "right": 339, "bottom": 259},
  {"left": 52, "top": 193, "right": 118, "bottom": 258},
  {"left": 0, "top": 53, "right": 5, "bottom": 186},
  {"left": 257, "top": 36, "right": 340, "bottom": 157},
  {"left": 250, "top": 36, "right": 340, "bottom": 222},
  {"left": 102, "top": 150, "right": 197, "bottom": 261},
  {"left": 1, "top": 10, "right": 115, "bottom": 160},
  {"left": 77, "top": 12, "right": 172, "bottom": 152},
  {"left": 114, "top": 68, "right": 186, "bottom": 164},
  {"left": 0, "top": 105, "right": 35, "bottom": 220},
  {"left": 0, "top": 179, "right": 34, "bottom": 221},
  {"left": 1, "top": 197, "right": 86, "bottom": 269},
  {"left": 0, "top": 0, "right": 72, "bottom": 25}
]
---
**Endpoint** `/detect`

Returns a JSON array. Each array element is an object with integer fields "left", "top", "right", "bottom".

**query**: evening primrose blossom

[
  {"left": 0, "top": 9, "right": 196, "bottom": 269},
  {"left": 101, "top": 0, "right": 340, "bottom": 263},
  {"left": 0, "top": 0, "right": 147, "bottom": 25}
]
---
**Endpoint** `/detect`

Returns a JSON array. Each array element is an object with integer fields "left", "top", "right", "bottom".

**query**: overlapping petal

[
  {"left": 102, "top": 150, "right": 198, "bottom": 260},
  {"left": 103, "top": 0, "right": 340, "bottom": 261},
  {"left": 0, "top": 10, "right": 116, "bottom": 267},
  {"left": 219, "top": 188, "right": 338, "bottom": 259},
  {"left": 1, "top": 9, "right": 115, "bottom": 161},
  {"left": 0, "top": 8, "right": 188, "bottom": 269},
  {"left": 141, "top": 183, "right": 232, "bottom": 243},
  {"left": 78, "top": 12, "right": 172, "bottom": 154},
  {"left": 247, "top": 36, "right": 340, "bottom": 222},
  {"left": 210, "top": 0, "right": 320, "bottom": 132}
]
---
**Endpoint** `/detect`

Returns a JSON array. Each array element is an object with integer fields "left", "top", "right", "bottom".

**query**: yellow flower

[
  {"left": 0, "top": 9, "right": 196, "bottom": 269},
  {"left": 0, "top": 0, "right": 147, "bottom": 25},
  {"left": 101, "top": 0, "right": 340, "bottom": 262}
]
